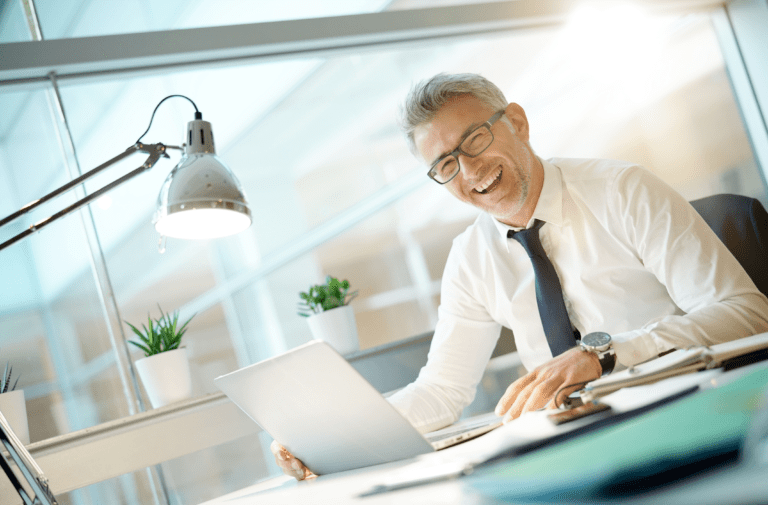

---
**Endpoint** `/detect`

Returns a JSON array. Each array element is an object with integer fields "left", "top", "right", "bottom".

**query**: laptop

[{"left": 214, "top": 340, "right": 501, "bottom": 475}]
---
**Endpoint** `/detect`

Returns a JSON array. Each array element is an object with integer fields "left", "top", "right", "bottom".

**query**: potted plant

[
  {"left": 126, "top": 307, "right": 195, "bottom": 408},
  {"left": 0, "top": 361, "right": 28, "bottom": 444},
  {"left": 298, "top": 276, "right": 360, "bottom": 355}
]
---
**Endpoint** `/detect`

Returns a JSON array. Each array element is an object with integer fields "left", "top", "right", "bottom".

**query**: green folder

[{"left": 466, "top": 367, "right": 768, "bottom": 503}]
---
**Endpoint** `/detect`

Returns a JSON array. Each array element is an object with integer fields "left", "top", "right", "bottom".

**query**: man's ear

[{"left": 504, "top": 103, "right": 530, "bottom": 143}]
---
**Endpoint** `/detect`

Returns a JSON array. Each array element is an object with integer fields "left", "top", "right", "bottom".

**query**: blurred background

[{"left": 1, "top": 0, "right": 766, "bottom": 503}]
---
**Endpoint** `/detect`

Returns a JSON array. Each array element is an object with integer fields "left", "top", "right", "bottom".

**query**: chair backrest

[{"left": 689, "top": 193, "right": 768, "bottom": 298}]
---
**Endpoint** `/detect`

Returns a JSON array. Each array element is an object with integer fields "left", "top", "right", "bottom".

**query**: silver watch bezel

[{"left": 580, "top": 332, "right": 612, "bottom": 354}]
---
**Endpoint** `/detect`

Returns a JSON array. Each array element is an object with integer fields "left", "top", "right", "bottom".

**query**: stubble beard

[{"left": 490, "top": 163, "right": 530, "bottom": 223}]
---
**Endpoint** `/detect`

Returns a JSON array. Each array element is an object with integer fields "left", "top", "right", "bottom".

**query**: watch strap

[{"left": 597, "top": 349, "right": 616, "bottom": 376}]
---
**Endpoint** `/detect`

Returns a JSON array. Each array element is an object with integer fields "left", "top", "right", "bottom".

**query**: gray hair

[{"left": 400, "top": 73, "right": 508, "bottom": 157}]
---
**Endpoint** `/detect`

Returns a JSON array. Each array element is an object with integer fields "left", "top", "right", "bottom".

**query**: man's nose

[{"left": 458, "top": 153, "right": 484, "bottom": 179}]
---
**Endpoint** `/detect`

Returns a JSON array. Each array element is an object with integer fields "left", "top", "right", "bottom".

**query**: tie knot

[
  {"left": 507, "top": 219, "right": 545, "bottom": 237},
  {"left": 509, "top": 219, "right": 546, "bottom": 258}
]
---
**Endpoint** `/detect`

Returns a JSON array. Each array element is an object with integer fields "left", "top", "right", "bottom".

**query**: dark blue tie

[{"left": 509, "top": 219, "right": 580, "bottom": 357}]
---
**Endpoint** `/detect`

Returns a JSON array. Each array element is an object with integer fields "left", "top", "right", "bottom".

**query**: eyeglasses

[{"left": 427, "top": 110, "right": 506, "bottom": 184}]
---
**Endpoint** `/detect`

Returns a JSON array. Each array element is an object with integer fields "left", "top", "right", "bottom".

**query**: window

[{"left": 0, "top": 3, "right": 765, "bottom": 503}]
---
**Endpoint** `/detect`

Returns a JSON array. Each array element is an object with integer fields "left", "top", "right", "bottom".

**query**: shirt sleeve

[
  {"left": 387, "top": 240, "right": 501, "bottom": 433},
  {"left": 608, "top": 165, "right": 768, "bottom": 366}
]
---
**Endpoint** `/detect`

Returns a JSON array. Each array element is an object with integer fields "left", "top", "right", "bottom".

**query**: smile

[{"left": 473, "top": 168, "right": 502, "bottom": 194}]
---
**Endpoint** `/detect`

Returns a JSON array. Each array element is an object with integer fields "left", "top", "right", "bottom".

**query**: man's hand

[
  {"left": 270, "top": 440, "right": 317, "bottom": 481},
  {"left": 495, "top": 348, "right": 601, "bottom": 422}
]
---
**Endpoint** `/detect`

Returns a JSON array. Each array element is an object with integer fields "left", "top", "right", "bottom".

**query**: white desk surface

[
  {"left": 200, "top": 363, "right": 768, "bottom": 505},
  {"left": 199, "top": 458, "right": 502, "bottom": 505}
]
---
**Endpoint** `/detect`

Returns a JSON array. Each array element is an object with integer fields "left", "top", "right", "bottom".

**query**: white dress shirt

[{"left": 389, "top": 158, "right": 768, "bottom": 433}]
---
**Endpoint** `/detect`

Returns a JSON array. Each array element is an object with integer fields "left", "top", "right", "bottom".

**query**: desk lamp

[
  {"left": 0, "top": 95, "right": 252, "bottom": 504},
  {"left": 0, "top": 94, "right": 252, "bottom": 251}
]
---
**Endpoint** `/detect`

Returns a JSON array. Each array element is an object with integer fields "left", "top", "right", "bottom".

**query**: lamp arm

[
  {"left": 0, "top": 143, "right": 142, "bottom": 230},
  {"left": 0, "top": 142, "right": 179, "bottom": 253}
]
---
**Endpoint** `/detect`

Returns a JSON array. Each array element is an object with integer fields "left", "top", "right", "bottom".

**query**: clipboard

[{"left": 581, "top": 332, "right": 768, "bottom": 402}]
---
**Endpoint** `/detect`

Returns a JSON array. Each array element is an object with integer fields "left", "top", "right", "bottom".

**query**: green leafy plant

[
  {"left": 1, "top": 362, "right": 20, "bottom": 394},
  {"left": 126, "top": 306, "right": 195, "bottom": 357},
  {"left": 298, "top": 276, "right": 358, "bottom": 317}
]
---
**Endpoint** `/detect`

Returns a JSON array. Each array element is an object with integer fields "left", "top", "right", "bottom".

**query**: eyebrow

[{"left": 431, "top": 120, "right": 484, "bottom": 166}]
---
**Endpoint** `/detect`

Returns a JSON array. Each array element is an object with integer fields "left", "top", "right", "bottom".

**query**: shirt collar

[{"left": 491, "top": 157, "right": 564, "bottom": 238}]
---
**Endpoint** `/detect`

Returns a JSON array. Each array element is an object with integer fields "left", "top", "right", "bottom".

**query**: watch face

[{"left": 583, "top": 332, "right": 611, "bottom": 347}]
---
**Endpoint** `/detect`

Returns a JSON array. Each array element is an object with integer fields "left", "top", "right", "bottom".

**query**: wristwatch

[{"left": 579, "top": 332, "right": 616, "bottom": 376}]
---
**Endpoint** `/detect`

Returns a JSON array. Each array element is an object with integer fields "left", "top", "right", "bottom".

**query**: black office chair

[{"left": 689, "top": 193, "right": 768, "bottom": 298}]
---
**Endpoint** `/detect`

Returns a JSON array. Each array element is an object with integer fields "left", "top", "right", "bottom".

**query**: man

[{"left": 272, "top": 73, "right": 768, "bottom": 480}]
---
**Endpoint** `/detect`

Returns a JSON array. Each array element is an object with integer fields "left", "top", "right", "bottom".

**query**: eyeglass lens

[{"left": 432, "top": 126, "right": 494, "bottom": 182}]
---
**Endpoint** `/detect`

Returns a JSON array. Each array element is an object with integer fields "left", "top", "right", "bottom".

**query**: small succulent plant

[
  {"left": 298, "top": 276, "right": 358, "bottom": 317},
  {"left": 1, "top": 362, "right": 20, "bottom": 394},
  {"left": 126, "top": 306, "right": 195, "bottom": 357}
]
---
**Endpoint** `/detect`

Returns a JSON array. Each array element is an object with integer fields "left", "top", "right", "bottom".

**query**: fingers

[
  {"left": 495, "top": 372, "right": 536, "bottom": 417},
  {"left": 495, "top": 348, "right": 603, "bottom": 422},
  {"left": 500, "top": 380, "right": 534, "bottom": 422},
  {"left": 501, "top": 379, "right": 557, "bottom": 422},
  {"left": 270, "top": 441, "right": 316, "bottom": 481},
  {"left": 521, "top": 380, "right": 559, "bottom": 415}
]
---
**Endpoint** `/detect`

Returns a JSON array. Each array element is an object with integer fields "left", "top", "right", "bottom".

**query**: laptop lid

[{"left": 214, "top": 340, "right": 435, "bottom": 475}]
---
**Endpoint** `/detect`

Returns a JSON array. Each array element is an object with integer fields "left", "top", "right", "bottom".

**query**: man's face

[{"left": 413, "top": 95, "right": 541, "bottom": 226}]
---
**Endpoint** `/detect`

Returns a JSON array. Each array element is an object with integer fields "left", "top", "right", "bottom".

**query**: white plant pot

[
  {"left": 135, "top": 348, "right": 193, "bottom": 408},
  {"left": 306, "top": 305, "right": 360, "bottom": 356},
  {"left": 0, "top": 389, "right": 29, "bottom": 445}
]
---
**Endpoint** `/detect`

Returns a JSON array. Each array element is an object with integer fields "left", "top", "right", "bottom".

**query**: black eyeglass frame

[{"left": 427, "top": 110, "right": 506, "bottom": 184}]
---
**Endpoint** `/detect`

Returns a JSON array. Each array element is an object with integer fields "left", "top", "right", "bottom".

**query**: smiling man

[
  {"left": 384, "top": 72, "right": 768, "bottom": 430},
  {"left": 271, "top": 73, "right": 768, "bottom": 480}
]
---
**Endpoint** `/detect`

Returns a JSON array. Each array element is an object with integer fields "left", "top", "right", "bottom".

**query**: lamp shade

[{"left": 154, "top": 119, "right": 251, "bottom": 239}]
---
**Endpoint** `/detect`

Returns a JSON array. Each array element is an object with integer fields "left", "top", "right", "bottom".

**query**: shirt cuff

[{"left": 611, "top": 328, "right": 673, "bottom": 367}]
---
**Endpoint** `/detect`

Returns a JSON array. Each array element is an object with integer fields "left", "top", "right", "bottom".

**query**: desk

[
  {"left": 201, "top": 360, "right": 768, "bottom": 505},
  {"left": 0, "top": 337, "right": 521, "bottom": 503}
]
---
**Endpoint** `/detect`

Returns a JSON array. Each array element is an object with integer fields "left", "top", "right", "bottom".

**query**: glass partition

[
  {"left": 3, "top": 0, "right": 766, "bottom": 444},
  {"left": 0, "top": 88, "right": 126, "bottom": 439},
  {"left": 0, "top": 5, "right": 766, "bottom": 504},
  {"left": 0, "top": 0, "right": 29, "bottom": 43}
]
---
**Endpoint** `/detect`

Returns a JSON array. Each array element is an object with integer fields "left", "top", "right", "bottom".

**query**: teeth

[{"left": 475, "top": 168, "right": 501, "bottom": 193}]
